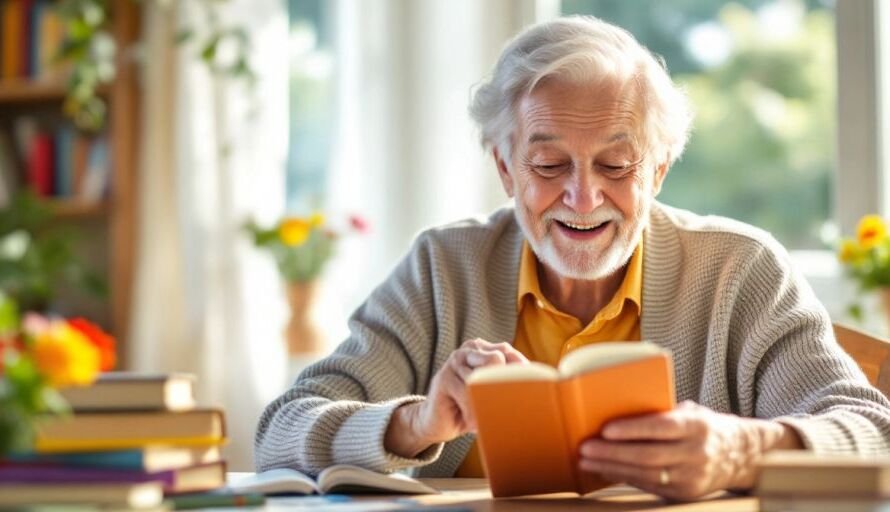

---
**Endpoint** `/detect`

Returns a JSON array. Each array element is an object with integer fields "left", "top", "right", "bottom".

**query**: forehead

[{"left": 516, "top": 78, "right": 644, "bottom": 144}]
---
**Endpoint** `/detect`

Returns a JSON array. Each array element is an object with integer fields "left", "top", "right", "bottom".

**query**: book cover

[
  {"left": 0, "top": 481, "right": 164, "bottom": 508},
  {"left": 34, "top": 409, "right": 226, "bottom": 453},
  {"left": 1, "top": 0, "right": 23, "bottom": 80},
  {"left": 58, "top": 372, "right": 197, "bottom": 412},
  {"left": 28, "top": 131, "right": 54, "bottom": 197},
  {"left": 467, "top": 341, "right": 676, "bottom": 497},
  {"left": 0, "top": 461, "right": 226, "bottom": 494},
  {"left": 757, "top": 450, "right": 890, "bottom": 498},
  {"left": 4, "top": 445, "right": 221, "bottom": 472},
  {"left": 227, "top": 465, "right": 437, "bottom": 495}
]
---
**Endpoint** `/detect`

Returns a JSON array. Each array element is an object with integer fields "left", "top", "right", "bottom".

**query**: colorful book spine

[
  {"left": 0, "top": 462, "right": 222, "bottom": 493},
  {"left": 28, "top": 132, "right": 54, "bottom": 197},
  {"left": 4, "top": 449, "right": 150, "bottom": 471}
]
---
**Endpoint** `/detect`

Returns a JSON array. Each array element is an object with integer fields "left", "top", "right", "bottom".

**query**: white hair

[{"left": 469, "top": 15, "right": 693, "bottom": 165}]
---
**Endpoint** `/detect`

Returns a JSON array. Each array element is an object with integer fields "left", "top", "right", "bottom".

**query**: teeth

[{"left": 563, "top": 220, "right": 605, "bottom": 230}]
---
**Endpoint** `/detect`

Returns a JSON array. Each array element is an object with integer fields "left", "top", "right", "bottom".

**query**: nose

[{"left": 562, "top": 168, "right": 604, "bottom": 214}]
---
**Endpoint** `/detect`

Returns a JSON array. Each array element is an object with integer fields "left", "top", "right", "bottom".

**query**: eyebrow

[
  {"left": 528, "top": 132, "right": 559, "bottom": 144},
  {"left": 527, "top": 131, "right": 631, "bottom": 145}
]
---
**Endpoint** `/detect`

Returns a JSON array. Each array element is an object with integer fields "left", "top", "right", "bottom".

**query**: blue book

[{"left": 4, "top": 445, "right": 221, "bottom": 472}]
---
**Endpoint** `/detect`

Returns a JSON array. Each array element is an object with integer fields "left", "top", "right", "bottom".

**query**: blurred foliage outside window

[
  {"left": 562, "top": 0, "right": 836, "bottom": 249},
  {"left": 287, "top": 0, "right": 336, "bottom": 212}
]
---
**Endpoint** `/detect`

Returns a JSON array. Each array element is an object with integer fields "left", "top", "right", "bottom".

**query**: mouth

[
  {"left": 556, "top": 219, "right": 610, "bottom": 232},
  {"left": 553, "top": 219, "right": 612, "bottom": 240}
]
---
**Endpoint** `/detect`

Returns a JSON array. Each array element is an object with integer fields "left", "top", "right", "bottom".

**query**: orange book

[
  {"left": 1, "top": 0, "right": 24, "bottom": 80},
  {"left": 467, "top": 342, "right": 675, "bottom": 497}
]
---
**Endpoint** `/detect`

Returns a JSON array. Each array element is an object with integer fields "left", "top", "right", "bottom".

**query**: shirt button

[{"left": 536, "top": 299, "right": 545, "bottom": 309}]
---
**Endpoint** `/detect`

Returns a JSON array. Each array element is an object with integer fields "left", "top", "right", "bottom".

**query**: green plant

[
  {"left": 0, "top": 192, "right": 105, "bottom": 312},
  {"left": 245, "top": 213, "right": 369, "bottom": 283},
  {"left": 53, "top": 0, "right": 256, "bottom": 131}
]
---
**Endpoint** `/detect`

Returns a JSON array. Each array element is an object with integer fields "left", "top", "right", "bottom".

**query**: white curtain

[
  {"left": 320, "top": 0, "right": 547, "bottom": 340},
  {"left": 129, "top": 0, "right": 289, "bottom": 471}
]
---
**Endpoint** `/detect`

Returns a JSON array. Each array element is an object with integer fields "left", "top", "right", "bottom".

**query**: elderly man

[{"left": 255, "top": 16, "right": 890, "bottom": 500}]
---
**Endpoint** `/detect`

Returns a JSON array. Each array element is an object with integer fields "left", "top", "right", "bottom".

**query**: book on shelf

[
  {"left": 0, "top": 0, "right": 67, "bottom": 82},
  {"left": 58, "top": 372, "right": 197, "bottom": 412},
  {"left": 0, "top": 460, "right": 226, "bottom": 494},
  {"left": 4, "top": 445, "right": 221, "bottom": 473},
  {"left": 227, "top": 465, "right": 438, "bottom": 496},
  {"left": 467, "top": 341, "right": 675, "bottom": 498},
  {"left": 0, "top": 481, "right": 164, "bottom": 508},
  {"left": 756, "top": 450, "right": 890, "bottom": 497},
  {"left": 34, "top": 408, "right": 226, "bottom": 453}
]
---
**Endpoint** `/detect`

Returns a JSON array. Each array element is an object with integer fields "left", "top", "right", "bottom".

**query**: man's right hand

[{"left": 384, "top": 338, "right": 528, "bottom": 458}]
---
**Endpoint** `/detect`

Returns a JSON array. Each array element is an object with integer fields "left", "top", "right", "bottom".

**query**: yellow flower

[
  {"left": 838, "top": 239, "right": 860, "bottom": 264},
  {"left": 309, "top": 212, "right": 325, "bottom": 228},
  {"left": 32, "top": 323, "right": 101, "bottom": 387},
  {"left": 278, "top": 218, "right": 311, "bottom": 247},
  {"left": 857, "top": 215, "right": 887, "bottom": 249}
]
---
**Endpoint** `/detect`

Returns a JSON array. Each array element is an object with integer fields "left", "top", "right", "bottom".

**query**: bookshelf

[{"left": 0, "top": 1, "right": 141, "bottom": 360}]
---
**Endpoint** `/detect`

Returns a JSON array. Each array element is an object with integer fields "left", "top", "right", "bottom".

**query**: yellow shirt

[{"left": 454, "top": 240, "right": 643, "bottom": 477}]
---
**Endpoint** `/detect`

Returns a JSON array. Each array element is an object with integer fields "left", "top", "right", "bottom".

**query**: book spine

[
  {"left": 0, "top": 464, "right": 175, "bottom": 486},
  {"left": 168, "top": 492, "right": 265, "bottom": 510}
]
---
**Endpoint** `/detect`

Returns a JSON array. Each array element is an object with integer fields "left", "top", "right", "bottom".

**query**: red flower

[
  {"left": 349, "top": 214, "right": 370, "bottom": 234},
  {"left": 67, "top": 318, "right": 116, "bottom": 371}
]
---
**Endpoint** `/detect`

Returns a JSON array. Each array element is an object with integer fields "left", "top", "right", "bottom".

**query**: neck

[{"left": 538, "top": 263, "right": 628, "bottom": 325}]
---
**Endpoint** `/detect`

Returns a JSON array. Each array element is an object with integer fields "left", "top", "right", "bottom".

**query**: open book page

[
  {"left": 227, "top": 468, "right": 316, "bottom": 495},
  {"left": 317, "top": 465, "right": 437, "bottom": 494},
  {"left": 467, "top": 361, "right": 557, "bottom": 383},
  {"left": 557, "top": 341, "right": 667, "bottom": 377},
  {"left": 226, "top": 466, "right": 437, "bottom": 496}
]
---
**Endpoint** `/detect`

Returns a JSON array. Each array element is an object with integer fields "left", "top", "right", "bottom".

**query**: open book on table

[
  {"left": 227, "top": 465, "right": 437, "bottom": 495},
  {"left": 467, "top": 341, "right": 676, "bottom": 498}
]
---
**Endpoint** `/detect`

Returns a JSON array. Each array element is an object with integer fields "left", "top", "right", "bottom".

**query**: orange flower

[
  {"left": 278, "top": 218, "right": 311, "bottom": 247},
  {"left": 67, "top": 318, "right": 116, "bottom": 371},
  {"left": 857, "top": 215, "right": 886, "bottom": 250},
  {"left": 32, "top": 322, "right": 101, "bottom": 387}
]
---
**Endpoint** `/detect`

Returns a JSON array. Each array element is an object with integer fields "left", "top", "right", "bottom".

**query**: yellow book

[{"left": 35, "top": 409, "right": 227, "bottom": 453}]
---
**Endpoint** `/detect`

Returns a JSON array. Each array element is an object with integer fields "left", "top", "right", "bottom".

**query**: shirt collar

[{"left": 517, "top": 238, "right": 644, "bottom": 315}]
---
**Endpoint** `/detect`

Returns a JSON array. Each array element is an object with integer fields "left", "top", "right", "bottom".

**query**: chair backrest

[{"left": 833, "top": 323, "right": 890, "bottom": 397}]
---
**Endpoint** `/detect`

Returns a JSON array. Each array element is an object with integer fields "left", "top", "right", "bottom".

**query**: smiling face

[{"left": 496, "top": 78, "right": 669, "bottom": 281}]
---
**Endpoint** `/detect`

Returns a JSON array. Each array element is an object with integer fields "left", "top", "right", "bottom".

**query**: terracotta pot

[
  {"left": 880, "top": 289, "right": 890, "bottom": 334},
  {"left": 284, "top": 280, "right": 324, "bottom": 357}
]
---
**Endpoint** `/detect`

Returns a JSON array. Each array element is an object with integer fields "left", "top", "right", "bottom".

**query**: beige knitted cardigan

[{"left": 255, "top": 203, "right": 890, "bottom": 477}]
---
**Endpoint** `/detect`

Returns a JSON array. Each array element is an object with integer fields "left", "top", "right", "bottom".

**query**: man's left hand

[{"left": 577, "top": 400, "right": 803, "bottom": 501}]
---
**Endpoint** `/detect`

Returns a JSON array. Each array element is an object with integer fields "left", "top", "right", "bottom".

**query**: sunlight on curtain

[{"left": 130, "top": 0, "right": 289, "bottom": 471}]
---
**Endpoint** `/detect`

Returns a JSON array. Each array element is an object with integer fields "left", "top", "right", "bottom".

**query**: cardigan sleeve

[
  {"left": 253, "top": 233, "right": 446, "bottom": 475},
  {"left": 733, "top": 241, "right": 890, "bottom": 455}
]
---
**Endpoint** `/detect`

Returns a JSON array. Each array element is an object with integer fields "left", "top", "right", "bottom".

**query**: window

[
  {"left": 287, "top": 0, "right": 337, "bottom": 211},
  {"left": 561, "top": 0, "right": 836, "bottom": 249}
]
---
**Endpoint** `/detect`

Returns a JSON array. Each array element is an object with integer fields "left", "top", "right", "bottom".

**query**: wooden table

[{"left": 333, "top": 479, "right": 758, "bottom": 511}]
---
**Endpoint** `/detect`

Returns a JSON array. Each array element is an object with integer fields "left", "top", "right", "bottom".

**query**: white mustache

[{"left": 543, "top": 207, "right": 623, "bottom": 226}]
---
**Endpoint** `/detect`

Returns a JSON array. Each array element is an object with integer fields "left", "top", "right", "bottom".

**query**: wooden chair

[{"left": 833, "top": 323, "right": 890, "bottom": 397}]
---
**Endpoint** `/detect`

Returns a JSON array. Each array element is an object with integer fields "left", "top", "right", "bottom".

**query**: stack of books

[
  {"left": 0, "top": 373, "right": 227, "bottom": 509},
  {"left": 756, "top": 450, "right": 890, "bottom": 512}
]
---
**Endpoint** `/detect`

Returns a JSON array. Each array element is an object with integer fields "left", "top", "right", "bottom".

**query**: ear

[
  {"left": 493, "top": 147, "right": 515, "bottom": 198},
  {"left": 652, "top": 158, "right": 670, "bottom": 196}
]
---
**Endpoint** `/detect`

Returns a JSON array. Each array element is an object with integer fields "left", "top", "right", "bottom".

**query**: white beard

[{"left": 515, "top": 202, "right": 647, "bottom": 281}]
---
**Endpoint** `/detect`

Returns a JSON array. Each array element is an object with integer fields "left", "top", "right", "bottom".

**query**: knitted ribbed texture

[{"left": 255, "top": 203, "right": 890, "bottom": 477}]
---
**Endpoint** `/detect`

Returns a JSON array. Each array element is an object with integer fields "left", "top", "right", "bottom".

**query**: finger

[
  {"left": 466, "top": 349, "right": 507, "bottom": 368},
  {"left": 449, "top": 350, "right": 476, "bottom": 382},
  {"left": 461, "top": 339, "right": 529, "bottom": 364},
  {"left": 579, "top": 458, "right": 672, "bottom": 489},
  {"left": 601, "top": 410, "right": 696, "bottom": 441},
  {"left": 579, "top": 439, "right": 691, "bottom": 467}
]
